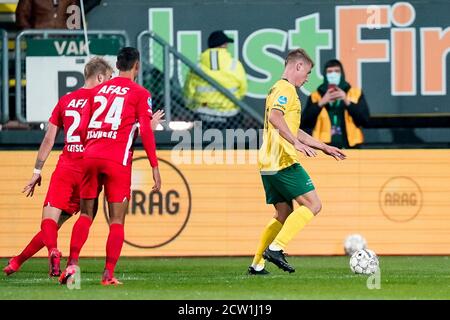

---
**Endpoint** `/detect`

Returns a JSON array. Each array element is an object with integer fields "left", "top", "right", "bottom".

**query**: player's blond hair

[
  {"left": 285, "top": 48, "right": 315, "bottom": 68},
  {"left": 84, "top": 57, "right": 114, "bottom": 80}
]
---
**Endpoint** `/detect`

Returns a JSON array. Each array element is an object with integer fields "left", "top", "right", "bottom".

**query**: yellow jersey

[{"left": 258, "top": 79, "right": 301, "bottom": 172}]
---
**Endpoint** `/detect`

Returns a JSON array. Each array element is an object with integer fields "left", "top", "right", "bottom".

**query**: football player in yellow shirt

[{"left": 248, "top": 49, "right": 346, "bottom": 275}]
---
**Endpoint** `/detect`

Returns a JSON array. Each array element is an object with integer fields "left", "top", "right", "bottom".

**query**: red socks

[
  {"left": 16, "top": 231, "right": 45, "bottom": 265},
  {"left": 41, "top": 219, "right": 58, "bottom": 253},
  {"left": 68, "top": 215, "right": 93, "bottom": 265},
  {"left": 27, "top": 219, "right": 124, "bottom": 278},
  {"left": 105, "top": 223, "right": 124, "bottom": 277}
]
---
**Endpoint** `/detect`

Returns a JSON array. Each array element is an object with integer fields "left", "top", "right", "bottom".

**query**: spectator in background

[
  {"left": 184, "top": 30, "right": 247, "bottom": 129},
  {"left": 301, "top": 59, "right": 370, "bottom": 149},
  {"left": 16, "top": 0, "right": 101, "bottom": 30},
  {"left": 16, "top": 0, "right": 78, "bottom": 29}
]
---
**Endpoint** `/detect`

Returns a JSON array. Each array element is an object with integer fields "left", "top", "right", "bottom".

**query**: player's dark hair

[
  {"left": 285, "top": 48, "right": 314, "bottom": 68},
  {"left": 84, "top": 57, "right": 113, "bottom": 80},
  {"left": 116, "top": 47, "right": 140, "bottom": 71}
]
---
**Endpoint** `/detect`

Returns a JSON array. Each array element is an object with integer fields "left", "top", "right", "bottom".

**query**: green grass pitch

[{"left": 1, "top": 256, "right": 449, "bottom": 299}]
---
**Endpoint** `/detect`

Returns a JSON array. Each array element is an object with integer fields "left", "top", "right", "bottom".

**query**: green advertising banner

[
  {"left": 26, "top": 38, "right": 121, "bottom": 57},
  {"left": 88, "top": 0, "right": 450, "bottom": 117}
]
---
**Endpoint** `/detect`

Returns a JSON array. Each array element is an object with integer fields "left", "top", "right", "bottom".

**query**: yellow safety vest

[
  {"left": 184, "top": 48, "right": 247, "bottom": 112},
  {"left": 310, "top": 87, "right": 364, "bottom": 147}
]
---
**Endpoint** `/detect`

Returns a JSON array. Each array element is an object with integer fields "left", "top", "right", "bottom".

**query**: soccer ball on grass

[{"left": 349, "top": 249, "right": 379, "bottom": 275}]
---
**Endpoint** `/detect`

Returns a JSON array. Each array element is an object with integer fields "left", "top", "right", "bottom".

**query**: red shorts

[
  {"left": 81, "top": 158, "right": 131, "bottom": 202},
  {"left": 43, "top": 165, "right": 82, "bottom": 215}
]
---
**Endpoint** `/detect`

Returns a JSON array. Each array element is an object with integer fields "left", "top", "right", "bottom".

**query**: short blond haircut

[
  {"left": 285, "top": 48, "right": 315, "bottom": 68},
  {"left": 84, "top": 57, "right": 114, "bottom": 80}
]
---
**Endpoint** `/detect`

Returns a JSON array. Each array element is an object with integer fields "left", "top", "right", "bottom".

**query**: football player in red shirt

[
  {"left": 3, "top": 57, "right": 114, "bottom": 277},
  {"left": 73, "top": 47, "right": 161, "bottom": 285}
]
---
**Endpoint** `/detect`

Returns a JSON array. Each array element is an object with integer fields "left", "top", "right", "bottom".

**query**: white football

[
  {"left": 344, "top": 234, "right": 367, "bottom": 256},
  {"left": 349, "top": 249, "right": 379, "bottom": 275}
]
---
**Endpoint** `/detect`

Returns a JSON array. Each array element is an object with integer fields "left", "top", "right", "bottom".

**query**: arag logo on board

[
  {"left": 104, "top": 157, "right": 191, "bottom": 248},
  {"left": 379, "top": 176, "right": 422, "bottom": 223}
]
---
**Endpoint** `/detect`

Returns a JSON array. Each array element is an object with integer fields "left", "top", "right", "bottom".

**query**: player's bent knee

[
  {"left": 307, "top": 202, "right": 322, "bottom": 216},
  {"left": 313, "top": 202, "right": 322, "bottom": 215}
]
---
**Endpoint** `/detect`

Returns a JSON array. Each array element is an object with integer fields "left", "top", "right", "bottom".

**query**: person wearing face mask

[{"left": 301, "top": 59, "right": 370, "bottom": 149}]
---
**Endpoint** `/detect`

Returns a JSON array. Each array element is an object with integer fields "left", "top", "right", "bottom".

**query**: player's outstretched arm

[
  {"left": 137, "top": 91, "right": 162, "bottom": 191},
  {"left": 297, "top": 129, "right": 346, "bottom": 161},
  {"left": 138, "top": 111, "right": 161, "bottom": 192},
  {"left": 139, "top": 117, "right": 158, "bottom": 165},
  {"left": 269, "top": 109, "right": 317, "bottom": 157},
  {"left": 297, "top": 128, "right": 327, "bottom": 150},
  {"left": 139, "top": 120, "right": 161, "bottom": 192},
  {"left": 22, "top": 123, "right": 60, "bottom": 197}
]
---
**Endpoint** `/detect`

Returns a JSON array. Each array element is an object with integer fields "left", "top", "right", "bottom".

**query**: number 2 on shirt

[{"left": 65, "top": 110, "right": 81, "bottom": 143}]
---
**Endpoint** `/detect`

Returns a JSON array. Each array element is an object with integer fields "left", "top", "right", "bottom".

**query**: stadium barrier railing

[
  {"left": 136, "top": 30, "right": 263, "bottom": 130},
  {"left": 1, "top": 29, "right": 8, "bottom": 124},
  {"left": 14, "top": 29, "right": 130, "bottom": 123}
]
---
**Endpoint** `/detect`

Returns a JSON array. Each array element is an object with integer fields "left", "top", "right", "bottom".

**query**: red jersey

[
  {"left": 82, "top": 77, "right": 158, "bottom": 168},
  {"left": 48, "top": 87, "right": 93, "bottom": 171}
]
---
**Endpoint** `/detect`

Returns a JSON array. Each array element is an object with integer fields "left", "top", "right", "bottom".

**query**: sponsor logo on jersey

[
  {"left": 67, "top": 99, "right": 88, "bottom": 109},
  {"left": 277, "top": 95, "right": 288, "bottom": 105},
  {"left": 98, "top": 85, "right": 130, "bottom": 95},
  {"left": 147, "top": 98, "right": 153, "bottom": 114}
]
